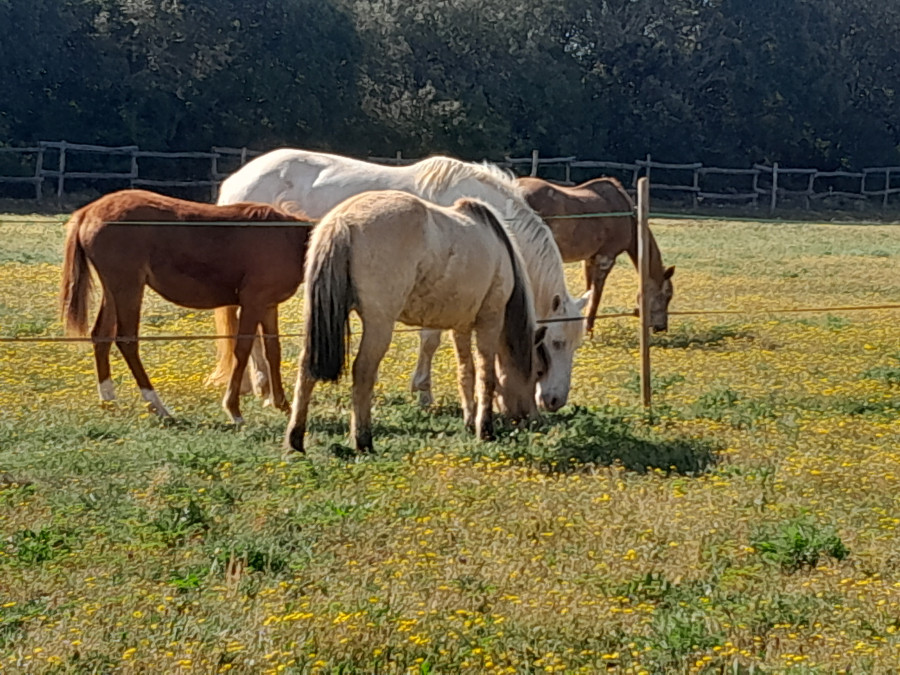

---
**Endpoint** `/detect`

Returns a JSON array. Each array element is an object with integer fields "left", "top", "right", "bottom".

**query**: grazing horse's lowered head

[{"left": 639, "top": 265, "right": 675, "bottom": 332}]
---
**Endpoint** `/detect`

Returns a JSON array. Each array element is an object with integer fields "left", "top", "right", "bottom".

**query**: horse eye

[{"left": 552, "top": 340, "right": 565, "bottom": 350}]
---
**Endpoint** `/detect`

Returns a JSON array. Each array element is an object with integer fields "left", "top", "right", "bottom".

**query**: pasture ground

[{"left": 0, "top": 214, "right": 898, "bottom": 674}]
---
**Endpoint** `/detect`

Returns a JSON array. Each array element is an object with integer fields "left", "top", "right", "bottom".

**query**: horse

[
  {"left": 517, "top": 176, "right": 675, "bottom": 333},
  {"left": 285, "top": 190, "right": 545, "bottom": 453},
  {"left": 214, "top": 149, "right": 587, "bottom": 412},
  {"left": 58, "top": 189, "right": 310, "bottom": 423}
]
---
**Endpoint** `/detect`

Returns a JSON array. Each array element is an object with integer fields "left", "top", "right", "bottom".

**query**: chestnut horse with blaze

[
  {"left": 59, "top": 189, "right": 310, "bottom": 423},
  {"left": 518, "top": 176, "right": 675, "bottom": 333}
]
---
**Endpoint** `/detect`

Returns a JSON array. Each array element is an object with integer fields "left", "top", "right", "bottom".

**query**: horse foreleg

[
  {"left": 450, "top": 329, "right": 476, "bottom": 430},
  {"left": 351, "top": 323, "right": 392, "bottom": 453},
  {"left": 259, "top": 306, "right": 288, "bottom": 413},
  {"left": 285, "top": 357, "right": 317, "bottom": 453},
  {"left": 222, "top": 308, "right": 261, "bottom": 424},
  {"left": 91, "top": 291, "right": 117, "bottom": 402},
  {"left": 410, "top": 329, "right": 442, "bottom": 407},
  {"left": 473, "top": 325, "right": 500, "bottom": 441},
  {"left": 585, "top": 254, "right": 615, "bottom": 334},
  {"left": 111, "top": 285, "right": 171, "bottom": 418}
]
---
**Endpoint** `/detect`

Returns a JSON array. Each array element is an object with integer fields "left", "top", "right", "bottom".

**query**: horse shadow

[{"left": 499, "top": 407, "right": 718, "bottom": 476}]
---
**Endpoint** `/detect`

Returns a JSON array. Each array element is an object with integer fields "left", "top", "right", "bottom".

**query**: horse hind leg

[
  {"left": 285, "top": 358, "right": 317, "bottom": 453},
  {"left": 410, "top": 329, "right": 442, "bottom": 407},
  {"left": 259, "top": 306, "right": 288, "bottom": 413},
  {"left": 473, "top": 322, "right": 501, "bottom": 441},
  {"left": 206, "top": 306, "right": 255, "bottom": 394},
  {"left": 222, "top": 306, "right": 265, "bottom": 424},
  {"left": 249, "top": 330, "right": 271, "bottom": 402},
  {"left": 351, "top": 321, "right": 393, "bottom": 453},
  {"left": 91, "top": 291, "right": 117, "bottom": 402},
  {"left": 110, "top": 284, "right": 171, "bottom": 417}
]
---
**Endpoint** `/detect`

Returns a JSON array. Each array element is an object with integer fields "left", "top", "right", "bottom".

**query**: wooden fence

[{"left": 2, "top": 141, "right": 899, "bottom": 211}]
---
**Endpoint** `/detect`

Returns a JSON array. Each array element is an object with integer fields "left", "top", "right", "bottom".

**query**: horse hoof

[
  {"left": 141, "top": 389, "right": 171, "bottom": 417},
  {"left": 355, "top": 429, "right": 374, "bottom": 454},
  {"left": 416, "top": 390, "right": 434, "bottom": 408},
  {"left": 97, "top": 379, "right": 116, "bottom": 401},
  {"left": 286, "top": 427, "right": 306, "bottom": 453}
]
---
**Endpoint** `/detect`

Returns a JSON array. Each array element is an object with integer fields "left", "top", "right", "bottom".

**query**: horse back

[{"left": 71, "top": 189, "right": 309, "bottom": 309}]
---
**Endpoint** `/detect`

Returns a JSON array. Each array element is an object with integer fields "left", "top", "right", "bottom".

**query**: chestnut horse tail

[
  {"left": 208, "top": 307, "right": 239, "bottom": 387},
  {"left": 59, "top": 213, "right": 92, "bottom": 336},
  {"left": 303, "top": 217, "right": 355, "bottom": 382}
]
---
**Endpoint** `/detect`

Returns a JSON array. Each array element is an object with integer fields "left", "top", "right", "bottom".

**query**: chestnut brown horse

[
  {"left": 518, "top": 176, "right": 675, "bottom": 333},
  {"left": 59, "top": 189, "right": 310, "bottom": 423}
]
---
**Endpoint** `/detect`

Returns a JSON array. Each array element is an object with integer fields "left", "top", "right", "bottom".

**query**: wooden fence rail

[{"left": 1, "top": 142, "right": 899, "bottom": 210}]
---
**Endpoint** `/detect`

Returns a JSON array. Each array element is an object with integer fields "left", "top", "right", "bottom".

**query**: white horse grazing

[
  {"left": 214, "top": 149, "right": 587, "bottom": 411},
  {"left": 285, "top": 191, "right": 545, "bottom": 453}
]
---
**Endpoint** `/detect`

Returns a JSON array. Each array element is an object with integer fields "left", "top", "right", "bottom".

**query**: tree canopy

[{"left": 2, "top": 0, "right": 898, "bottom": 168}]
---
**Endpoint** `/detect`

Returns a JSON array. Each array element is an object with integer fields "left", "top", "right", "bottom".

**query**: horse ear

[
  {"left": 552, "top": 294, "right": 561, "bottom": 312},
  {"left": 664, "top": 265, "right": 675, "bottom": 280},
  {"left": 534, "top": 325, "right": 547, "bottom": 345},
  {"left": 576, "top": 290, "right": 590, "bottom": 310}
]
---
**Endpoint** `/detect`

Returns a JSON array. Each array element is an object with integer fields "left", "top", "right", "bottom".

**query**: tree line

[{"left": 2, "top": 0, "right": 899, "bottom": 169}]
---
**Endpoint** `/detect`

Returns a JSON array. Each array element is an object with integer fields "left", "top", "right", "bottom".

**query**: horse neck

[
  {"left": 625, "top": 223, "right": 665, "bottom": 283},
  {"left": 452, "top": 177, "right": 570, "bottom": 317}
]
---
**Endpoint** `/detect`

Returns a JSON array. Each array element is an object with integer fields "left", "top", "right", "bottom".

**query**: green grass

[{"left": 0, "top": 216, "right": 898, "bottom": 673}]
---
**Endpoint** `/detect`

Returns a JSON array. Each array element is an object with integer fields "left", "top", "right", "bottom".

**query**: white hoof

[
  {"left": 98, "top": 379, "right": 116, "bottom": 401},
  {"left": 140, "top": 388, "right": 172, "bottom": 417}
]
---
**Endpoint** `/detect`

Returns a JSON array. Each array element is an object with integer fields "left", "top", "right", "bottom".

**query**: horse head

[
  {"left": 637, "top": 265, "right": 675, "bottom": 332},
  {"left": 535, "top": 292, "right": 588, "bottom": 412},
  {"left": 496, "top": 325, "right": 548, "bottom": 421}
]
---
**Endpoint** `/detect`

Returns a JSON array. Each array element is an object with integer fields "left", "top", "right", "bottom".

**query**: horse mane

[
  {"left": 414, "top": 156, "right": 518, "bottom": 199},
  {"left": 414, "top": 157, "right": 570, "bottom": 315},
  {"left": 457, "top": 199, "right": 534, "bottom": 379}
]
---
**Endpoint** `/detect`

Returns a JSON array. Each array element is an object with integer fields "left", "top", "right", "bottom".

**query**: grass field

[{"left": 1, "top": 213, "right": 898, "bottom": 674}]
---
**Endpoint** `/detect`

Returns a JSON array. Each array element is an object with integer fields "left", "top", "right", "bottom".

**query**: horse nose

[{"left": 542, "top": 394, "right": 564, "bottom": 412}]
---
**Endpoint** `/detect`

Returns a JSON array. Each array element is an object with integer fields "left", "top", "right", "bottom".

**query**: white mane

[{"left": 412, "top": 156, "right": 573, "bottom": 316}]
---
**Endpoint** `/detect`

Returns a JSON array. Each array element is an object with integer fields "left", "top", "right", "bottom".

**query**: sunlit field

[{"left": 1, "top": 213, "right": 898, "bottom": 674}]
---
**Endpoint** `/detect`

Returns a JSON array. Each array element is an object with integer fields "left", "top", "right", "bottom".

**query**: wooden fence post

[
  {"left": 130, "top": 150, "right": 138, "bottom": 189},
  {"left": 884, "top": 169, "right": 891, "bottom": 209},
  {"left": 692, "top": 166, "right": 700, "bottom": 209},
  {"left": 35, "top": 147, "right": 44, "bottom": 200},
  {"left": 57, "top": 141, "right": 67, "bottom": 199},
  {"left": 769, "top": 162, "right": 779, "bottom": 214},
  {"left": 637, "top": 176, "right": 652, "bottom": 410},
  {"left": 530, "top": 149, "right": 539, "bottom": 177},
  {"left": 240, "top": 147, "right": 248, "bottom": 166}
]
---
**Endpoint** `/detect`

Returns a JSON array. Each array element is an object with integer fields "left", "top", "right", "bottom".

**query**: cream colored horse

[
  {"left": 285, "top": 191, "right": 545, "bottom": 453},
  {"left": 214, "top": 149, "right": 586, "bottom": 412}
]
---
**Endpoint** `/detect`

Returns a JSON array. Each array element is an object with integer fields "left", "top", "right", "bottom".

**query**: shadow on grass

[
  {"left": 652, "top": 323, "right": 753, "bottom": 350},
  {"left": 495, "top": 407, "right": 718, "bottom": 476}
]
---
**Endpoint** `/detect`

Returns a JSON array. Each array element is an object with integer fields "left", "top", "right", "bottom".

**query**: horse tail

[
  {"left": 59, "top": 212, "right": 92, "bottom": 337},
  {"left": 207, "top": 307, "right": 239, "bottom": 387},
  {"left": 459, "top": 199, "right": 534, "bottom": 377},
  {"left": 303, "top": 215, "right": 355, "bottom": 382}
]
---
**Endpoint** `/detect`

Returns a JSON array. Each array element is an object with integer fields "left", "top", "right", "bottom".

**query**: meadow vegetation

[{"left": 0, "top": 214, "right": 898, "bottom": 673}]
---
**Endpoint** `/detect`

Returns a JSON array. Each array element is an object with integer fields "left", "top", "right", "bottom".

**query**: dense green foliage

[{"left": 2, "top": 0, "right": 899, "bottom": 167}]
